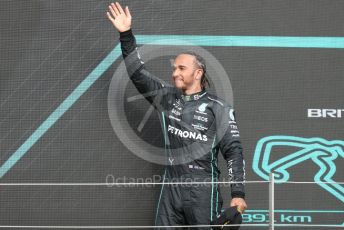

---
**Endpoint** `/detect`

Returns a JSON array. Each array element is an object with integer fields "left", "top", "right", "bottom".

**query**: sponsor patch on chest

[
  {"left": 193, "top": 114, "right": 208, "bottom": 122},
  {"left": 167, "top": 125, "right": 208, "bottom": 142}
]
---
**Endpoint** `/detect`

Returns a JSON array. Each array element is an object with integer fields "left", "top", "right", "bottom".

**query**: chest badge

[{"left": 198, "top": 103, "right": 208, "bottom": 112}]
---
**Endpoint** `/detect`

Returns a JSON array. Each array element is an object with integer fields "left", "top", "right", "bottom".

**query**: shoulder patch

[{"left": 229, "top": 109, "right": 236, "bottom": 121}]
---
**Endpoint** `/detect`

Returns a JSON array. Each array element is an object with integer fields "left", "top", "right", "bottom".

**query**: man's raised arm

[{"left": 107, "top": 2, "right": 171, "bottom": 106}]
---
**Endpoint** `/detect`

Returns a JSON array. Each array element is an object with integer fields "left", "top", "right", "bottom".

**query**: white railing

[{"left": 0, "top": 173, "right": 343, "bottom": 229}]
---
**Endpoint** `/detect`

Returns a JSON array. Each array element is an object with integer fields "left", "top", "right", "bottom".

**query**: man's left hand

[{"left": 230, "top": 198, "right": 247, "bottom": 213}]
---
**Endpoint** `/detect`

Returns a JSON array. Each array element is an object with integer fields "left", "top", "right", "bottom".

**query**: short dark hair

[{"left": 179, "top": 51, "right": 210, "bottom": 89}]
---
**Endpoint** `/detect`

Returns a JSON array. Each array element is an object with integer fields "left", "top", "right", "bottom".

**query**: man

[{"left": 107, "top": 2, "right": 247, "bottom": 228}]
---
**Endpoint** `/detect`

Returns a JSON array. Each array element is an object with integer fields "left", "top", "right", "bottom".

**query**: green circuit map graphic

[{"left": 252, "top": 136, "right": 344, "bottom": 202}]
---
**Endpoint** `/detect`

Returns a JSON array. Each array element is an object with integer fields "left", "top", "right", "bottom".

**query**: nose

[{"left": 172, "top": 69, "right": 179, "bottom": 78}]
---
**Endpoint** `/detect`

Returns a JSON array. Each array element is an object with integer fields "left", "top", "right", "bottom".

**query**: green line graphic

[{"left": 1, "top": 35, "right": 344, "bottom": 178}]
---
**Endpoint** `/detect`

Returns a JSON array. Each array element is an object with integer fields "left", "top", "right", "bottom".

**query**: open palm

[{"left": 107, "top": 2, "right": 132, "bottom": 32}]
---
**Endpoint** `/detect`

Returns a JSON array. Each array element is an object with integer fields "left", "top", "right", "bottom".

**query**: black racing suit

[{"left": 119, "top": 29, "right": 246, "bottom": 229}]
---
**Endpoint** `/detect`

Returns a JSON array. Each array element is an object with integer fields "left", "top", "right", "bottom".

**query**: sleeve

[
  {"left": 216, "top": 104, "right": 246, "bottom": 199},
  {"left": 119, "top": 29, "right": 172, "bottom": 107}
]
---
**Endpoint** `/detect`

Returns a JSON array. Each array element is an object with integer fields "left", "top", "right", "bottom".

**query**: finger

[
  {"left": 116, "top": 2, "right": 125, "bottom": 14},
  {"left": 125, "top": 6, "right": 131, "bottom": 18},
  {"left": 111, "top": 2, "right": 120, "bottom": 16},
  {"left": 106, "top": 12, "right": 115, "bottom": 23},
  {"left": 237, "top": 206, "right": 243, "bottom": 213},
  {"left": 108, "top": 5, "right": 117, "bottom": 18}
]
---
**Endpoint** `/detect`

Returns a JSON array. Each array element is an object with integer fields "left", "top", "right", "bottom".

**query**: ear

[{"left": 195, "top": 69, "right": 203, "bottom": 80}]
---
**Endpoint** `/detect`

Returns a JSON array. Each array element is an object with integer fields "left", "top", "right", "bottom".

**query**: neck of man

[{"left": 183, "top": 84, "right": 203, "bottom": 95}]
